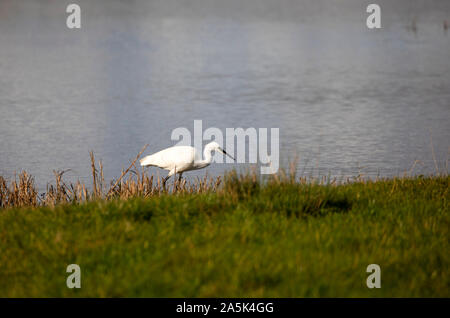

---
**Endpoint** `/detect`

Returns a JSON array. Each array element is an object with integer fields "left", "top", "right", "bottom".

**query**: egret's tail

[{"left": 140, "top": 155, "right": 154, "bottom": 167}]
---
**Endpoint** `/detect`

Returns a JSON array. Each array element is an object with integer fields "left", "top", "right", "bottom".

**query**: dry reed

[
  {"left": 1, "top": 149, "right": 446, "bottom": 209},
  {"left": 0, "top": 147, "right": 226, "bottom": 209}
]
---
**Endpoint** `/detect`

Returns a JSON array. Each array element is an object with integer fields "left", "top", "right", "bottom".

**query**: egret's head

[{"left": 206, "top": 141, "right": 235, "bottom": 161}]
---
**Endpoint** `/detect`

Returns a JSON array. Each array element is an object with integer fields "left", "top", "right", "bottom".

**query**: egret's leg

[
  {"left": 173, "top": 172, "right": 183, "bottom": 191},
  {"left": 162, "top": 175, "right": 170, "bottom": 189}
]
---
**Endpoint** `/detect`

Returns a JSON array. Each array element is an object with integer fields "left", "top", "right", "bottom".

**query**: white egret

[{"left": 139, "top": 141, "right": 235, "bottom": 186}]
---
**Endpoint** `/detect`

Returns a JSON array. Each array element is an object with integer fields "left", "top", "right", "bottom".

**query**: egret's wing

[
  {"left": 140, "top": 146, "right": 195, "bottom": 171},
  {"left": 160, "top": 146, "right": 194, "bottom": 169}
]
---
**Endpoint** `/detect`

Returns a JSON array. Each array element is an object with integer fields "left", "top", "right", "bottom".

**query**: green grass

[{"left": 0, "top": 175, "right": 448, "bottom": 297}]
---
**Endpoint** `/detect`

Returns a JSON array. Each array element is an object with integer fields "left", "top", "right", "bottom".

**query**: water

[{"left": 1, "top": 0, "right": 449, "bottom": 188}]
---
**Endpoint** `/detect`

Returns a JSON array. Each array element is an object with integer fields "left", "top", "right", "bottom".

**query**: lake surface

[{"left": 1, "top": 0, "right": 449, "bottom": 188}]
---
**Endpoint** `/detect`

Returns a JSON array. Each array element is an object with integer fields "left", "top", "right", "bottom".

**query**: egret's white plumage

[{"left": 140, "top": 141, "right": 234, "bottom": 185}]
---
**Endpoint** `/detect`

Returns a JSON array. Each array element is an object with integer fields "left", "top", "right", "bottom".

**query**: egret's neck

[
  {"left": 194, "top": 145, "right": 214, "bottom": 168},
  {"left": 202, "top": 146, "right": 214, "bottom": 164}
]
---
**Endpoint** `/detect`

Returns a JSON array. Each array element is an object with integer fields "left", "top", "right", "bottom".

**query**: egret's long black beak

[{"left": 220, "top": 148, "right": 235, "bottom": 161}]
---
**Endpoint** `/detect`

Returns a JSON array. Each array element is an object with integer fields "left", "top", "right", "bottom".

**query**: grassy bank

[{"left": 0, "top": 174, "right": 448, "bottom": 297}]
